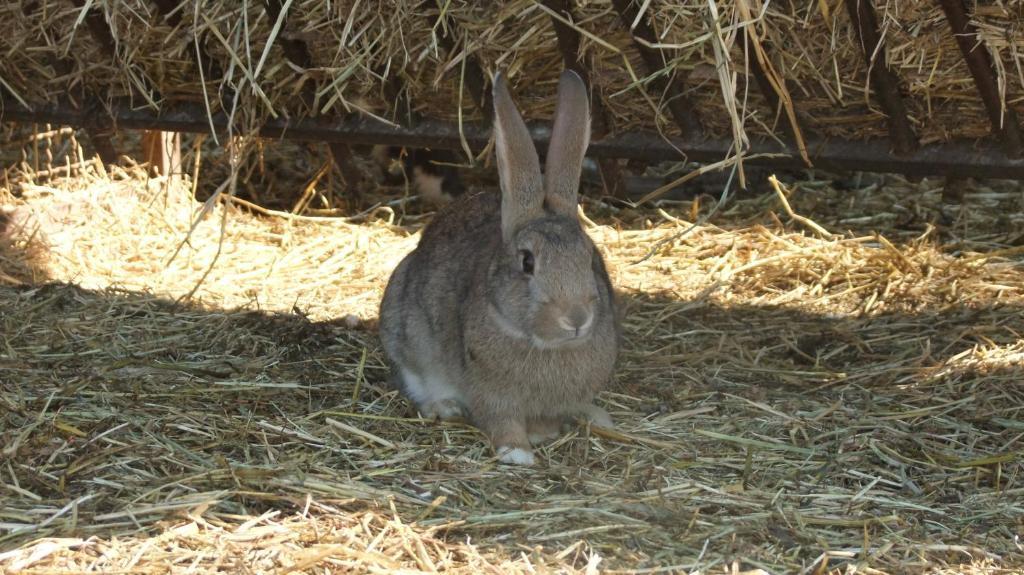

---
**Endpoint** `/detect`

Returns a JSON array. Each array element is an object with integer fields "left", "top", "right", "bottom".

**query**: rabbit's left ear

[
  {"left": 544, "top": 70, "right": 591, "bottom": 217},
  {"left": 492, "top": 72, "right": 544, "bottom": 242}
]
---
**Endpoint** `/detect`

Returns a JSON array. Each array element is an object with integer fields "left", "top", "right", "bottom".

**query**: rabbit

[{"left": 378, "top": 69, "right": 620, "bottom": 466}]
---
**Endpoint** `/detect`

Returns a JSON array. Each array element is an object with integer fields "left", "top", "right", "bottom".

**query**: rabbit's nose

[{"left": 558, "top": 305, "right": 593, "bottom": 336}]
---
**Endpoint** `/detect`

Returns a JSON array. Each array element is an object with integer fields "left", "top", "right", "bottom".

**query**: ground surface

[{"left": 1, "top": 166, "right": 1023, "bottom": 574}]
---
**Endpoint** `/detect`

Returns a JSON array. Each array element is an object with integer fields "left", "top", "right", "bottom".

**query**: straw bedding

[
  {"left": 1, "top": 150, "right": 1023, "bottom": 573},
  {"left": 4, "top": 1, "right": 1024, "bottom": 149}
]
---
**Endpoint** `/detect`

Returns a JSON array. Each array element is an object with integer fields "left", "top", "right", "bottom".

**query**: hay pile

[
  {"left": 1, "top": 159, "right": 1023, "bottom": 572},
  {"left": 4, "top": 0, "right": 1024, "bottom": 150}
]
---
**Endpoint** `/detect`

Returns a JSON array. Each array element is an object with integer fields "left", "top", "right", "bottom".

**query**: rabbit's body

[
  {"left": 381, "top": 190, "right": 618, "bottom": 412},
  {"left": 379, "top": 70, "right": 619, "bottom": 465}
]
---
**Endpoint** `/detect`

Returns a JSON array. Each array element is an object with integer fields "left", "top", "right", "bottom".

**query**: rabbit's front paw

[{"left": 496, "top": 446, "right": 535, "bottom": 466}]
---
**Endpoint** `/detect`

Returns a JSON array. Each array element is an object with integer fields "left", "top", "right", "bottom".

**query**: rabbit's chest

[{"left": 468, "top": 329, "right": 616, "bottom": 411}]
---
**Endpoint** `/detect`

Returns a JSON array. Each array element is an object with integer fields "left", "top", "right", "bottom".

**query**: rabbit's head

[{"left": 487, "top": 70, "right": 612, "bottom": 349}]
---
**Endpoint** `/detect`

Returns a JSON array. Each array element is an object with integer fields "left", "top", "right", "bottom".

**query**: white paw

[
  {"left": 582, "top": 404, "right": 613, "bottom": 429},
  {"left": 496, "top": 446, "right": 535, "bottom": 466},
  {"left": 420, "top": 399, "right": 465, "bottom": 421}
]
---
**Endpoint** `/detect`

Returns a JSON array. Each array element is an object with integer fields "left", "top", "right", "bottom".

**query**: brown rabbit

[{"left": 378, "top": 70, "right": 620, "bottom": 465}]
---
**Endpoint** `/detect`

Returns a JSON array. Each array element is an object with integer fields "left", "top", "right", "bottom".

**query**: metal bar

[
  {"left": 542, "top": 0, "right": 627, "bottom": 198},
  {"left": 938, "top": 0, "right": 1022, "bottom": 158},
  {"left": 5, "top": 101, "right": 1024, "bottom": 180},
  {"left": 610, "top": 0, "right": 702, "bottom": 139},
  {"left": 847, "top": 0, "right": 918, "bottom": 156}
]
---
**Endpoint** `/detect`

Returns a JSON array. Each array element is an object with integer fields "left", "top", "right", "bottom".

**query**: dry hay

[
  {"left": 4, "top": 0, "right": 1024, "bottom": 153},
  {"left": 1, "top": 161, "right": 1023, "bottom": 573},
  {"left": 0, "top": 117, "right": 422, "bottom": 221}
]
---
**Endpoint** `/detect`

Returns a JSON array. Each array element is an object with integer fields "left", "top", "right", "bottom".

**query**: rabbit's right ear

[{"left": 492, "top": 72, "right": 544, "bottom": 241}]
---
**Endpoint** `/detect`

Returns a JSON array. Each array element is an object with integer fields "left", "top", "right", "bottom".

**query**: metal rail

[{"left": 5, "top": 101, "right": 1024, "bottom": 180}]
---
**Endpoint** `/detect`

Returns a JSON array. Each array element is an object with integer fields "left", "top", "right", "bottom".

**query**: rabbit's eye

[{"left": 520, "top": 250, "right": 535, "bottom": 275}]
